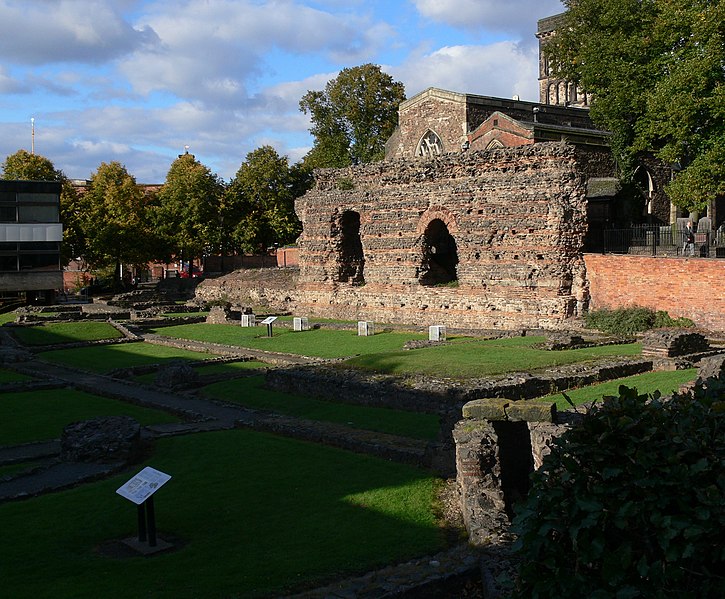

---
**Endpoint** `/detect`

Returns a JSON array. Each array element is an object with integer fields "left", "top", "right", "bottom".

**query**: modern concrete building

[{"left": 0, "top": 179, "right": 63, "bottom": 303}]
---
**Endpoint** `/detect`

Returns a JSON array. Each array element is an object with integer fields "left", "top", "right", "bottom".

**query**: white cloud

[
  {"left": 394, "top": 41, "right": 539, "bottom": 102},
  {"left": 411, "top": 0, "right": 564, "bottom": 38},
  {"left": 0, "top": 0, "right": 159, "bottom": 64}
]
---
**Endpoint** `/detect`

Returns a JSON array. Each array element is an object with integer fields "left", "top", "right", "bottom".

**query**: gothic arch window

[
  {"left": 416, "top": 130, "right": 443, "bottom": 158},
  {"left": 418, "top": 218, "right": 458, "bottom": 286},
  {"left": 486, "top": 139, "right": 505, "bottom": 150},
  {"left": 333, "top": 210, "right": 365, "bottom": 285},
  {"left": 633, "top": 167, "right": 655, "bottom": 217}
]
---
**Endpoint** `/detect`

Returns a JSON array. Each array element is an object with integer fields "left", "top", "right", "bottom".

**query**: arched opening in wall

[
  {"left": 335, "top": 210, "right": 365, "bottom": 285},
  {"left": 419, "top": 218, "right": 458, "bottom": 286},
  {"left": 485, "top": 139, "right": 505, "bottom": 150}
]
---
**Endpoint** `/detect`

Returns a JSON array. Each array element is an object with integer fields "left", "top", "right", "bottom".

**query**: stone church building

[{"left": 290, "top": 13, "right": 719, "bottom": 331}]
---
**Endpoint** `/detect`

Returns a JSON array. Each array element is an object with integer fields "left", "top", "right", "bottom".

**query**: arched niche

[
  {"left": 333, "top": 210, "right": 365, "bottom": 285},
  {"left": 418, "top": 218, "right": 458, "bottom": 286}
]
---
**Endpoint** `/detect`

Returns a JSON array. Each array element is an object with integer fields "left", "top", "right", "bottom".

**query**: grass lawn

[
  {"left": 535, "top": 368, "right": 699, "bottom": 410},
  {"left": 134, "top": 359, "right": 268, "bottom": 385},
  {"left": 11, "top": 321, "right": 123, "bottom": 346},
  {"left": 0, "top": 430, "right": 444, "bottom": 598},
  {"left": 0, "top": 312, "right": 17, "bottom": 325},
  {"left": 0, "top": 459, "right": 47, "bottom": 479},
  {"left": 148, "top": 323, "right": 429, "bottom": 358},
  {"left": 37, "top": 342, "right": 216, "bottom": 374},
  {"left": 345, "top": 336, "right": 642, "bottom": 379},
  {"left": 0, "top": 388, "right": 179, "bottom": 446},
  {"left": 159, "top": 311, "right": 209, "bottom": 318},
  {"left": 0, "top": 367, "right": 32, "bottom": 383},
  {"left": 201, "top": 375, "right": 440, "bottom": 441}
]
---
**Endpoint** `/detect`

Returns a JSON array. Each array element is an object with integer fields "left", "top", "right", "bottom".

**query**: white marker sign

[
  {"left": 260, "top": 316, "right": 278, "bottom": 325},
  {"left": 116, "top": 467, "right": 171, "bottom": 505}
]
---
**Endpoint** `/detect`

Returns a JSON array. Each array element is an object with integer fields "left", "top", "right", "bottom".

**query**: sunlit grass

[
  {"left": 535, "top": 368, "right": 698, "bottom": 410},
  {"left": 0, "top": 367, "right": 32, "bottom": 383}
]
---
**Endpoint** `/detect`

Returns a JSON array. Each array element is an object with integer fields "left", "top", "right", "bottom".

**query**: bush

[
  {"left": 584, "top": 306, "right": 695, "bottom": 335},
  {"left": 511, "top": 382, "right": 725, "bottom": 598}
]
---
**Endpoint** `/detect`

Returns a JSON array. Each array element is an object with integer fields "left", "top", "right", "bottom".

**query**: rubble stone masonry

[{"left": 295, "top": 143, "right": 591, "bottom": 330}]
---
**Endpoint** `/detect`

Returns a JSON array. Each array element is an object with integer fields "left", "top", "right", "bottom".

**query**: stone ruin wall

[{"left": 295, "top": 142, "right": 590, "bottom": 330}]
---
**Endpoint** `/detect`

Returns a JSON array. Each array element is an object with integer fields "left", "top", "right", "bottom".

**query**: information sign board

[
  {"left": 116, "top": 467, "right": 171, "bottom": 505},
  {"left": 260, "top": 316, "right": 278, "bottom": 325}
]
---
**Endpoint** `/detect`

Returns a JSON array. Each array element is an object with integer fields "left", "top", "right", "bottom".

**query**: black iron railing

[{"left": 601, "top": 225, "right": 723, "bottom": 257}]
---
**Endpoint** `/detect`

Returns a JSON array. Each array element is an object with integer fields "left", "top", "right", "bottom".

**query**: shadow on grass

[{"left": 0, "top": 429, "right": 446, "bottom": 598}]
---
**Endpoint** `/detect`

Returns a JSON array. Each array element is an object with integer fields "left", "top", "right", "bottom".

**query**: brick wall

[{"left": 585, "top": 254, "right": 725, "bottom": 331}]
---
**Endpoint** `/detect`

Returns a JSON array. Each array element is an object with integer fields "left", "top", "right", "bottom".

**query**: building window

[
  {"left": 419, "top": 219, "right": 458, "bottom": 286},
  {"left": 416, "top": 130, "right": 443, "bottom": 158}
]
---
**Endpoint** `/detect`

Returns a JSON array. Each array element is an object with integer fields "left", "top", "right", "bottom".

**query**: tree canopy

[
  {"left": 224, "top": 146, "right": 306, "bottom": 254},
  {"left": 300, "top": 63, "right": 405, "bottom": 168},
  {"left": 154, "top": 152, "right": 224, "bottom": 268},
  {"left": 545, "top": 0, "right": 725, "bottom": 211},
  {"left": 82, "top": 161, "right": 152, "bottom": 287}
]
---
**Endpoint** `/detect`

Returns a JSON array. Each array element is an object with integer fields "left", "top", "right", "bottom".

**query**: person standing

[{"left": 683, "top": 220, "right": 695, "bottom": 256}]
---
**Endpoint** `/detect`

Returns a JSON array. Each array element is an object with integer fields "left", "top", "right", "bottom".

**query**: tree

[
  {"left": 224, "top": 146, "right": 305, "bottom": 254},
  {"left": 545, "top": 0, "right": 725, "bottom": 212},
  {"left": 299, "top": 63, "right": 405, "bottom": 168},
  {"left": 154, "top": 152, "right": 223, "bottom": 273},
  {"left": 83, "top": 161, "right": 152, "bottom": 288},
  {"left": 2, "top": 149, "right": 85, "bottom": 263}
]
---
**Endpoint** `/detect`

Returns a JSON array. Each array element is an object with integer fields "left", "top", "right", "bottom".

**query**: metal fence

[{"left": 602, "top": 225, "right": 725, "bottom": 257}]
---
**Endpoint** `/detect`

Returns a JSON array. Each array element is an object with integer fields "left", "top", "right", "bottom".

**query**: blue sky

[{"left": 0, "top": 0, "right": 564, "bottom": 182}]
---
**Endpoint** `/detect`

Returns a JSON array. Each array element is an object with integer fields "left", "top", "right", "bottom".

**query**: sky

[{"left": 0, "top": 0, "right": 564, "bottom": 183}]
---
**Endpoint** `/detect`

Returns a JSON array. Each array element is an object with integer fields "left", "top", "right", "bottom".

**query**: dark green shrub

[
  {"left": 511, "top": 382, "right": 725, "bottom": 598},
  {"left": 584, "top": 306, "right": 695, "bottom": 335}
]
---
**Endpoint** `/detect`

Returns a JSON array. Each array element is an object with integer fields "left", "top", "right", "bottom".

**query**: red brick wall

[{"left": 584, "top": 254, "right": 725, "bottom": 332}]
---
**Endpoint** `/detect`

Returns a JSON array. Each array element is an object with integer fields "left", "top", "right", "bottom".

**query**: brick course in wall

[
  {"left": 295, "top": 143, "right": 591, "bottom": 330},
  {"left": 584, "top": 254, "right": 725, "bottom": 332}
]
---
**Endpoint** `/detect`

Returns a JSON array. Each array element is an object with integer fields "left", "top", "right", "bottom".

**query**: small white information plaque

[
  {"left": 260, "top": 316, "right": 278, "bottom": 325},
  {"left": 116, "top": 467, "right": 171, "bottom": 505}
]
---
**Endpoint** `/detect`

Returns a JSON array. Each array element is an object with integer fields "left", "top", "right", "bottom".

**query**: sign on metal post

[
  {"left": 260, "top": 316, "right": 277, "bottom": 337},
  {"left": 117, "top": 467, "right": 171, "bottom": 548}
]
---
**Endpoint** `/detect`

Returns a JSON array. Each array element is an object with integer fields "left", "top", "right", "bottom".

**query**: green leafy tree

[
  {"left": 299, "top": 63, "right": 405, "bottom": 168},
  {"left": 83, "top": 161, "right": 152, "bottom": 288},
  {"left": 154, "top": 152, "right": 223, "bottom": 273},
  {"left": 2, "top": 149, "right": 85, "bottom": 263},
  {"left": 545, "top": 0, "right": 725, "bottom": 212},
  {"left": 512, "top": 382, "right": 725, "bottom": 598},
  {"left": 224, "top": 146, "right": 305, "bottom": 254}
]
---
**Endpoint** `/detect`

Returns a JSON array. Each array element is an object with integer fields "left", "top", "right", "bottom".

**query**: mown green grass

[
  {"left": 148, "top": 323, "right": 429, "bottom": 358},
  {"left": 0, "top": 388, "right": 179, "bottom": 446},
  {"left": 159, "top": 311, "right": 209, "bottom": 318},
  {"left": 345, "top": 337, "right": 642, "bottom": 379},
  {"left": 0, "top": 311, "right": 17, "bottom": 325},
  {"left": 536, "top": 368, "right": 699, "bottom": 410},
  {"left": 201, "top": 375, "right": 440, "bottom": 441},
  {"left": 0, "top": 430, "right": 444, "bottom": 598},
  {"left": 11, "top": 321, "right": 123, "bottom": 346},
  {"left": 133, "top": 359, "right": 268, "bottom": 384},
  {"left": 0, "top": 367, "right": 32, "bottom": 383},
  {"left": 0, "top": 460, "right": 47, "bottom": 479},
  {"left": 37, "top": 342, "right": 215, "bottom": 374}
]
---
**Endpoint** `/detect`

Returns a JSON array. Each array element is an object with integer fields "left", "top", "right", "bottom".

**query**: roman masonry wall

[{"left": 294, "top": 143, "right": 590, "bottom": 330}]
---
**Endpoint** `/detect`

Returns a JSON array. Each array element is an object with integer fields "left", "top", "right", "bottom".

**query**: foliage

[
  {"left": 584, "top": 306, "right": 695, "bottom": 335},
  {"left": 223, "top": 146, "right": 305, "bottom": 254},
  {"left": 546, "top": 1, "right": 725, "bottom": 211},
  {"left": 82, "top": 161, "right": 154, "bottom": 287},
  {"left": 512, "top": 382, "right": 725, "bottom": 598},
  {"left": 2, "top": 149, "right": 86, "bottom": 263},
  {"left": 154, "top": 152, "right": 224, "bottom": 266},
  {"left": 299, "top": 63, "right": 405, "bottom": 168}
]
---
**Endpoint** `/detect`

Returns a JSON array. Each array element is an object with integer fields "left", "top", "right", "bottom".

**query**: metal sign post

[
  {"left": 117, "top": 467, "right": 171, "bottom": 549},
  {"left": 260, "top": 316, "right": 278, "bottom": 338}
]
